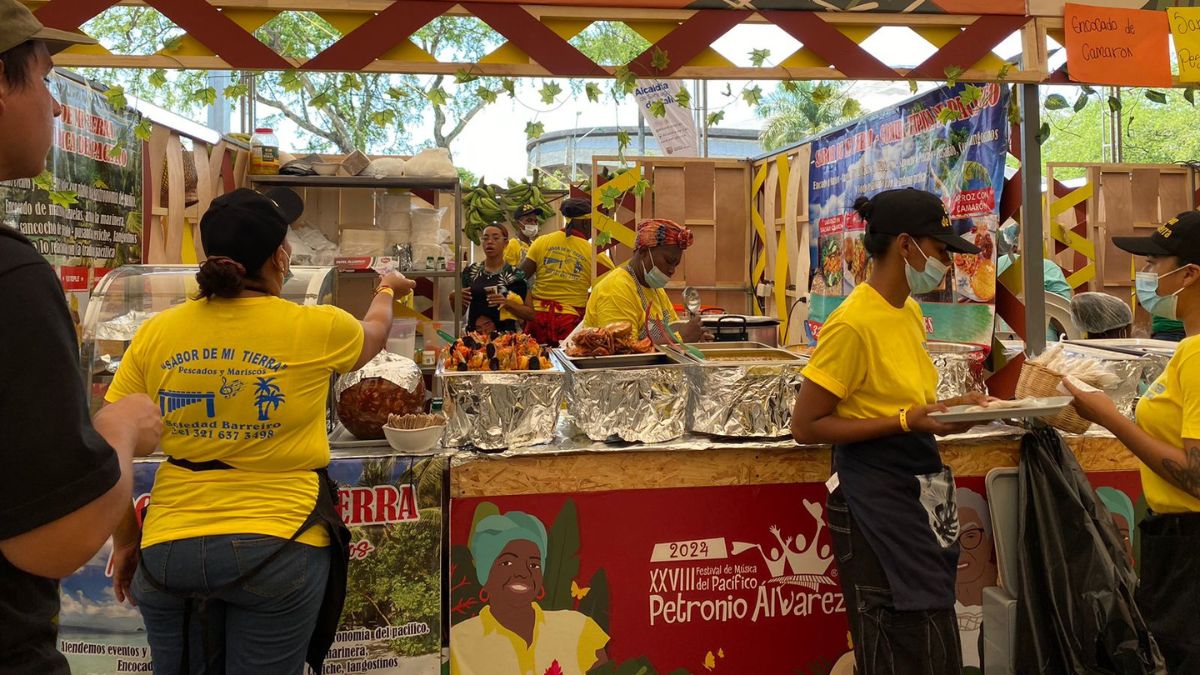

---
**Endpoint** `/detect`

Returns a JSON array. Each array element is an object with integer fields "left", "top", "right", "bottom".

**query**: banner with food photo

[
  {"left": 806, "top": 83, "right": 1010, "bottom": 345},
  {"left": 450, "top": 473, "right": 1146, "bottom": 675},
  {"left": 57, "top": 456, "right": 444, "bottom": 675},
  {"left": 0, "top": 72, "right": 143, "bottom": 292}
]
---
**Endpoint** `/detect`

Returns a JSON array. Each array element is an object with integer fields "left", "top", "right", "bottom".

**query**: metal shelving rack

[{"left": 249, "top": 174, "right": 464, "bottom": 340}]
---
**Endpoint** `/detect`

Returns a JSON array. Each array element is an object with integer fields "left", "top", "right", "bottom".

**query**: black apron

[
  {"left": 139, "top": 458, "right": 351, "bottom": 674},
  {"left": 832, "top": 431, "right": 960, "bottom": 611}
]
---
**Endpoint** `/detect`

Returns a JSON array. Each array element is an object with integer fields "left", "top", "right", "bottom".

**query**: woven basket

[{"left": 1015, "top": 361, "right": 1092, "bottom": 434}]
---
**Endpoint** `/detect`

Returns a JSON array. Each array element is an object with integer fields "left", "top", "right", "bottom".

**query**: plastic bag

[
  {"left": 1015, "top": 425, "right": 1165, "bottom": 674},
  {"left": 403, "top": 147, "right": 456, "bottom": 177}
]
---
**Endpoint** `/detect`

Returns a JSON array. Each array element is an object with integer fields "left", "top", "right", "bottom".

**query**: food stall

[{"left": 29, "top": 0, "right": 1199, "bottom": 670}]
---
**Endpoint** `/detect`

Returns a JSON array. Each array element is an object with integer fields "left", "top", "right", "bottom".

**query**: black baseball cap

[
  {"left": 1114, "top": 211, "right": 1200, "bottom": 266},
  {"left": 514, "top": 204, "right": 544, "bottom": 220},
  {"left": 200, "top": 188, "right": 289, "bottom": 274},
  {"left": 859, "top": 188, "right": 980, "bottom": 255},
  {"left": 263, "top": 187, "right": 304, "bottom": 225}
]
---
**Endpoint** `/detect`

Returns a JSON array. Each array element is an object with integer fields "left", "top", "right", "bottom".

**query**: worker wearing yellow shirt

[
  {"left": 504, "top": 204, "right": 543, "bottom": 268},
  {"left": 520, "top": 198, "right": 598, "bottom": 345},
  {"left": 583, "top": 219, "right": 708, "bottom": 344},
  {"left": 103, "top": 189, "right": 417, "bottom": 673},
  {"left": 791, "top": 189, "right": 989, "bottom": 674},
  {"left": 1066, "top": 210, "right": 1200, "bottom": 673}
]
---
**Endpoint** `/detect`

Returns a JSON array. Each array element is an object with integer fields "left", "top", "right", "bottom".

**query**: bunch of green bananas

[
  {"left": 464, "top": 179, "right": 505, "bottom": 245},
  {"left": 499, "top": 178, "right": 550, "bottom": 223}
]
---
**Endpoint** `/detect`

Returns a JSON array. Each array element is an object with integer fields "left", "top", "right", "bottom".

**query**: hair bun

[
  {"left": 852, "top": 196, "right": 873, "bottom": 220},
  {"left": 196, "top": 256, "right": 247, "bottom": 299}
]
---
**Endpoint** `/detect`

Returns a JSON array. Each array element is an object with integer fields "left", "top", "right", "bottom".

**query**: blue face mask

[
  {"left": 642, "top": 255, "right": 671, "bottom": 289},
  {"left": 1135, "top": 266, "right": 1193, "bottom": 320},
  {"left": 904, "top": 241, "right": 949, "bottom": 295}
]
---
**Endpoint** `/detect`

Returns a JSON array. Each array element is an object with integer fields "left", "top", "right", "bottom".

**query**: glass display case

[{"left": 80, "top": 264, "right": 336, "bottom": 413}]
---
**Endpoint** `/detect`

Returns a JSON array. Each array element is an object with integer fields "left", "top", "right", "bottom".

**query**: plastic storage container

[
  {"left": 249, "top": 128, "right": 280, "bottom": 175},
  {"left": 387, "top": 318, "right": 418, "bottom": 358}
]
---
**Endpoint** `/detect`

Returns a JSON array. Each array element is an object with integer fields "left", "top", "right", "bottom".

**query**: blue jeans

[{"left": 132, "top": 534, "right": 330, "bottom": 675}]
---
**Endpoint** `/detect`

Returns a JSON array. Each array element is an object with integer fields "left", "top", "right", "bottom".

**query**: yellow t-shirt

[
  {"left": 801, "top": 283, "right": 938, "bottom": 420},
  {"left": 106, "top": 296, "right": 364, "bottom": 548},
  {"left": 583, "top": 267, "right": 679, "bottom": 338},
  {"left": 1134, "top": 335, "right": 1200, "bottom": 513},
  {"left": 504, "top": 238, "right": 530, "bottom": 268},
  {"left": 526, "top": 231, "right": 594, "bottom": 316},
  {"left": 449, "top": 605, "right": 609, "bottom": 675}
]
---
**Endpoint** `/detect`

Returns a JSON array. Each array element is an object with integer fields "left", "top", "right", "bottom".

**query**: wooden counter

[{"left": 450, "top": 431, "right": 1137, "bottom": 498}]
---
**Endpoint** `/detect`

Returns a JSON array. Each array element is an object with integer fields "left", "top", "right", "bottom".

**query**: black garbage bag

[{"left": 1015, "top": 425, "right": 1165, "bottom": 674}]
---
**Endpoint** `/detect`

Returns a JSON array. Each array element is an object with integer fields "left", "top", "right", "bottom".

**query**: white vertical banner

[{"left": 633, "top": 79, "right": 698, "bottom": 157}]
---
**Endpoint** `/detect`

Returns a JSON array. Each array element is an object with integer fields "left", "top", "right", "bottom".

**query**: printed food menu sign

[{"left": 806, "top": 83, "right": 1010, "bottom": 345}]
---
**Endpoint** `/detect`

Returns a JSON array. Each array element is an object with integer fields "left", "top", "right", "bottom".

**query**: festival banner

[
  {"left": 449, "top": 473, "right": 1145, "bottom": 675},
  {"left": 0, "top": 72, "right": 143, "bottom": 289},
  {"left": 633, "top": 80, "right": 699, "bottom": 157},
  {"left": 58, "top": 455, "right": 444, "bottom": 675},
  {"left": 806, "top": 82, "right": 1010, "bottom": 345}
]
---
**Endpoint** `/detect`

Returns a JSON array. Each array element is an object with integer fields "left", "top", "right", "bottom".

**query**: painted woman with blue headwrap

[{"left": 450, "top": 511, "right": 609, "bottom": 675}]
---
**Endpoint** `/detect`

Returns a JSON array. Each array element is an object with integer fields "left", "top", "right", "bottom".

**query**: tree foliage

[
  {"left": 1042, "top": 87, "right": 1200, "bottom": 178},
  {"left": 79, "top": 10, "right": 655, "bottom": 158},
  {"left": 756, "top": 81, "right": 863, "bottom": 151}
]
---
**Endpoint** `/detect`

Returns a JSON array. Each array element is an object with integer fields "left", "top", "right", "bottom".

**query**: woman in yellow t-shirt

[
  {"left": 791, "top": 189, "right": 989, "bottom": 675},
  {"left": 1066, "top": 210, "right": 1200, "bottom": 672},
  {"left": 583, "top": 219, "right": 708, "bottom": 344},
  {"left": 104, "top": 189, "right": 416, "bottom": 674},
  {"left": 450, "top": 511, "right": 609, "bottom": 675},
  {"left": 520, "top": 198, "right": 597, "bottom": 345}
]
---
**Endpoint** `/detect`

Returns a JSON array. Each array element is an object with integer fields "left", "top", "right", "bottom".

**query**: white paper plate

[{"left": 930, "top": 396, "right": 1073, "bottom": 423}]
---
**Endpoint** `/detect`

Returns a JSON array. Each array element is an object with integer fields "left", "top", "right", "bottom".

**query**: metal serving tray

[{"left": 551, "top": 348, "right": 689, "bottom": 443}]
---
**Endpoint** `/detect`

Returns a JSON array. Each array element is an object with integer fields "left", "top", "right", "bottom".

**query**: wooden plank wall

[
  {"left": 599, "top": 157, "right": 752, "bottom": 313},
  {"left": 1044, "top": 163, "right": 1196, "bottom": 333}
]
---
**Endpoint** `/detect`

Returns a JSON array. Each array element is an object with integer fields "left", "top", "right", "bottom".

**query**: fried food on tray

[
  {"left": 566, "top": 321, "right": 654, "bottom": 357},
  {"left": 442, "top": 331, "right": 548, "bottom": 371},
  {"left": 971, "top": 260, "right": 997, "bottom": 301}
]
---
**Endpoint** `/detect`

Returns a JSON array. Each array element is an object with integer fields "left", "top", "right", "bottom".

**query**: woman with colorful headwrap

[
  {"left": 450, "top": 511, "right": 609, "bottom": 675},
  {"left": 581, "top": 219, "right": 709, "bottom": 344}
]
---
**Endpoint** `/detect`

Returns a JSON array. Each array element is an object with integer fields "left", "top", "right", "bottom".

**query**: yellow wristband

[
  {"left": 376, "top": 286, "right": 395, "bottom": 297},
  {"left": 899, "top": 408, "right": 911, "bottom": 433}
]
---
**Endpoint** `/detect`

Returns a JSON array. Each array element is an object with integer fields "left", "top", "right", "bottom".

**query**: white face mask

[{"left": 522, "top": 222, "right": 540, "bottom": 238}]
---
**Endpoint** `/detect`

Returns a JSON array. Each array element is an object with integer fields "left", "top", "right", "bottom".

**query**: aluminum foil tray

[
  {"left": 660, "top": 345, "right": 805, "bottom": 438},
  {"left": 552, "top": 349, "right": 688, "bottom": 444},
  {"left": 437, "top": 361, "right": 564, "bottom": 451},
  {"left": 928, "top": 342, "right": 987, "bottom": 402}
]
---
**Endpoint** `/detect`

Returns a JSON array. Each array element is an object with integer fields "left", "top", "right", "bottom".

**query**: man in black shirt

[{"left": 0, "top": 3, "right": 163, "bottom": 673}]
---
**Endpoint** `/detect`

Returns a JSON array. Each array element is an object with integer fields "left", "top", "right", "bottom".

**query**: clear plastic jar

[{"left": 249, "top": 127, "right": 280, "bottom": 175}]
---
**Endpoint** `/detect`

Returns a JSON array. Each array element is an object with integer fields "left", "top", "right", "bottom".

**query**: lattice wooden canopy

[{"left": 22, "top": 1, "right": 1122, "bottom": 84}]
